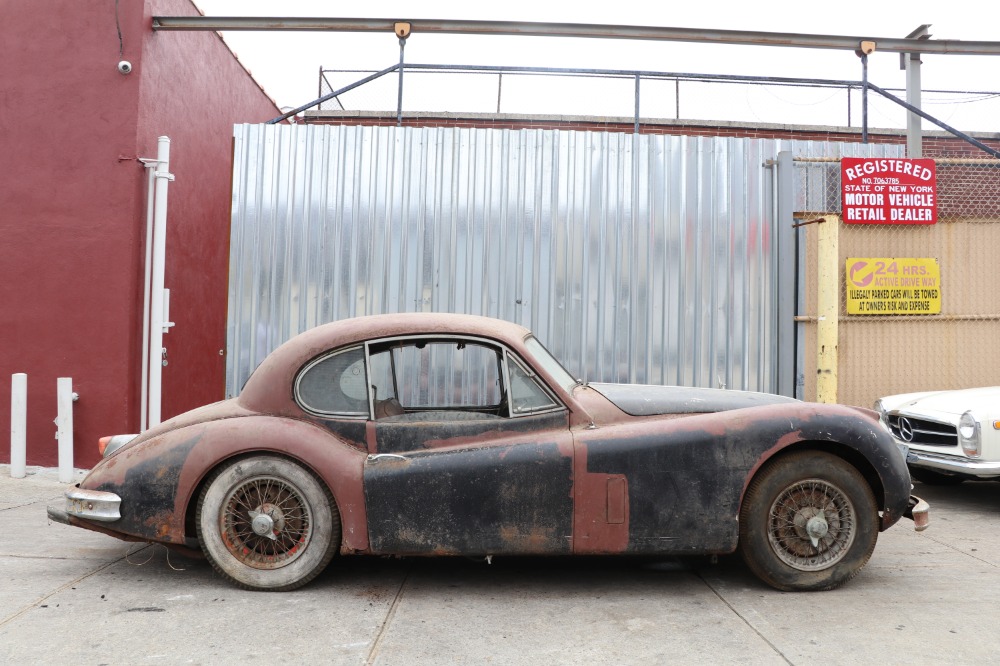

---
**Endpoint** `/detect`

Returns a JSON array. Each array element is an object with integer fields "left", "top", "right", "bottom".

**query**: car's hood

[
  {"left": 589, "top": 382, "right": 798, "bottom": 417},
  {"left": 881, "top": 386, "right": 1000, "bottom": 417}
]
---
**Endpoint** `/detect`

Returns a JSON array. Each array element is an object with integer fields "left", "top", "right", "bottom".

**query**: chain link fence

[{"left": 796, "top": 156, "right": 1000, "bottom": 408}]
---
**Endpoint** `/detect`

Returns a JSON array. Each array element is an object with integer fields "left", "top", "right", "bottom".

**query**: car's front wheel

[
  {"left": 738, "top": 451, "right": 878, "bottom": 591},
  {"left": 196, "top": 456, "right": 340, "bottom": 591}
]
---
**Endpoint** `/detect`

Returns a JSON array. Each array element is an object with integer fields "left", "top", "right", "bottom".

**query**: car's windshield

[{"left": 523, "top": 336, "right": 579, "bottom": 392}]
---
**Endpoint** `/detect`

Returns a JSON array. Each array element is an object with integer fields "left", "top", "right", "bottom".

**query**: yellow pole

[{"left": 816, "top": 214, "right": 839, "bottom": 403}]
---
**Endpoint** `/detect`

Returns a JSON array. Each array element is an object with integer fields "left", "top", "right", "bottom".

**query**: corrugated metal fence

[{"left": 227, "top": 123, "right": 901, "bottom": 398}]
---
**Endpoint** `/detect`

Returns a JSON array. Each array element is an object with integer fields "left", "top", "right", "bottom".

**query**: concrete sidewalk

[{"left": 2, "top": 464, "right": 999, "bottom": 665}]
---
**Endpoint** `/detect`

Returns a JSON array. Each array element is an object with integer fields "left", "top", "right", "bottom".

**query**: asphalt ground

[{"left": 1, "top": 464, "right": 998, "bottom": 665}]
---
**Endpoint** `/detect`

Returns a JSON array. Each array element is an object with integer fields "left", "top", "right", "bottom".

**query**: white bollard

[
  {"left": 56, "top": 377, "right": 74, "bottom": 483},
  {"left": 10, "top": 373, "right": 26, "bottom": 479}
]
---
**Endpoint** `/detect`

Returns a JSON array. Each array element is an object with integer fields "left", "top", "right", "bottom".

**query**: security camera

[{"left": 117, "top": 60, "right": 133, "bottom": 75}]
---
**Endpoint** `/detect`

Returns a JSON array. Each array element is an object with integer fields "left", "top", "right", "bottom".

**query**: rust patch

[{"left": 572, "top": 444, "right": 629, "bottom": 554}]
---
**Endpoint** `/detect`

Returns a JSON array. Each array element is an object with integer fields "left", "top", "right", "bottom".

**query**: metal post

[
  {"left": 396, "top": 38, "right": 406, "bottom": 126},
  {"left": 56, "top": 378, "right": 74, "bottom": 483},
  {"left": 816, "top": 215, "right": 839, "bottom": 404},
  {"left": 775, "top": 152, "right": 796, "bottom": 398},
  {"left": 148, "top": 137, "right": 174, "bottom": 428},
  {"left": 634, "top": 74, "right": 640, "bottom": 134},
  {"left": 902, "top": 25, "right": 931, "bottom": 158},
  {"left": 860, "top": 53, "right": 869, "bottom": 144},
  {"left": 10, "top": 373, "right": 26, "bottom": 478},
  {"left": 905, "top": 56, "right": 923, "bottom": 157},
  {"left": 140, "top": 161, "right": 156, "bottom": 432}
]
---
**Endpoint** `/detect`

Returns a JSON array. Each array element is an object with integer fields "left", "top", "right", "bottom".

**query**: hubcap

[
  {"left": 220, "top": 475, "right": 312, "bottom": 569},
  {"left": 767, "top": 479, "right": 856, "bottom": 571}
]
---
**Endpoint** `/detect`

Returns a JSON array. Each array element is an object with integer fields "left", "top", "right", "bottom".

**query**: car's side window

[
  {"left": 295, "top": 346, "right": 368, "bottom": 417},
  {"left": 507, "top": 353, "right": 559, "bottom": 414},
  {"left": 371, "top": 341, "right": 502, "bottom": 416}
]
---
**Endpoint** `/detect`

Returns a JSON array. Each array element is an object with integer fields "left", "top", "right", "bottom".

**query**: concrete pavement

[{"left": 2, "top": 464, "right": 998, "bottom": 665}]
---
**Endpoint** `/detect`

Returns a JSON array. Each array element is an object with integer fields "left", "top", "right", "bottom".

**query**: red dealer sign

[{"left": 841, "top": 158, "right": 937, "bottom": 224}]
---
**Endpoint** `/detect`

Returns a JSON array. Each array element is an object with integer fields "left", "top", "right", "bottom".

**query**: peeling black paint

[{"left": 364, "top": 440, "right": 573, "bottom": 555}]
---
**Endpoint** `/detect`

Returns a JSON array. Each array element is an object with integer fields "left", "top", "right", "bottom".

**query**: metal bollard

[
  {"left": 55, "top": 377, "right": 76, "bottom": 483},
  {"left": 10, "top": 373, "right": 26, "bottom": 479}
]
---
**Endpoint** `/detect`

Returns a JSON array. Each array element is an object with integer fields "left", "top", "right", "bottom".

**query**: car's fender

[
  {"left": 575, "top": 401, "right": 910, "bottom": 554},
  {"left": 79, "top": 415, "right": 369, "bottom": 552}
]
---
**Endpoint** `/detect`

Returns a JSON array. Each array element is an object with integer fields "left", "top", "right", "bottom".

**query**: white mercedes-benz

[{"left": 875, "top": 387, "right": 1000, "bottom": 484}]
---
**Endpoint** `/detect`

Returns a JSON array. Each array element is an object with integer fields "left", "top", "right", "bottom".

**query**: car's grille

[{"left": 887, "top": 413, "right": 957, "bottom": 446}]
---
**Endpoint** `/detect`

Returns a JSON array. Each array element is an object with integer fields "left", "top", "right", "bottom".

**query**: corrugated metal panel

[{"left": 226, "top": 123, "right": 896, "bottom": 397}]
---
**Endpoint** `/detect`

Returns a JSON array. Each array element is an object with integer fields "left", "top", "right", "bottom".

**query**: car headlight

[{"left": 959, "top": 411, "right": 981, "bottom": 458}]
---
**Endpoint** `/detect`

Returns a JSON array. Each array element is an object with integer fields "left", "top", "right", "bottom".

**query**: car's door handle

[{"left": 366, "top": 453, "right": 409, "bottom": 463}]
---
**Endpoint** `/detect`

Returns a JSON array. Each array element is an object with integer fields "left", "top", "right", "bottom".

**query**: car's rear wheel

[
  {"left": 738, "top": 451, "right": 878, "bottom": 591},
  {"left": 196, "top": 456, "right": 340, "bottom": 591},
  {"left": 908, "top": 466, "right": 966, "bottom": 486}
]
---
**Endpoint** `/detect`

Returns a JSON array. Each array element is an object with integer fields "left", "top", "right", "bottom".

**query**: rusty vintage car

[{"left": 48, "top": 313, "right": 928, "bottom": 591}]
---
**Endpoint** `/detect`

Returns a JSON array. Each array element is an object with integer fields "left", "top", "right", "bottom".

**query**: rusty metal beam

[{"left": 150, "top": 16, "right": 1000, "bottom": 56}]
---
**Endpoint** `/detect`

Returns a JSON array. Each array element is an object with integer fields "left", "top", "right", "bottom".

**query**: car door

[{"left": 362, "top": 338, "right": 575, "bottom": 556}]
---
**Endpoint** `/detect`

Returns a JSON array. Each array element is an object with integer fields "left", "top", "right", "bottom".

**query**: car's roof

[
  {"left": 238, "top": 313, "right": 534, "bottom": 413},
  {"left": 284, "top": 312, "right": 532, "bottom": 350}
]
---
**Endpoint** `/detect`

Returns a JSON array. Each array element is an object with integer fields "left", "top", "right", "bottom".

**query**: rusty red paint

[{"left": 56, "top": 313, "right": 920, "bottom": 592}]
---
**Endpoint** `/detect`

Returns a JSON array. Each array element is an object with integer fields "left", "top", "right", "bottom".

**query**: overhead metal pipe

[{"left": 150, "top": 16, "right": 1000, "bottom": 56}]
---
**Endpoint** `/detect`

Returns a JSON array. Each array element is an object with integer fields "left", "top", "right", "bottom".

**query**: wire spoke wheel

[
  {"left": 767, "top": 479, "right": 856, "bottom": 571},
  {"left": 739, "top": 451, "right": 877, "bottom": 591},
  {"left": 221, "top": 475, "right": 313, "bottom": 569},
  {"left": 197, "top": 456, "right": 340, "bottom": 591}
]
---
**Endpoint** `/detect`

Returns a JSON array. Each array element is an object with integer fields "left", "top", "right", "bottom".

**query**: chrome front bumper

[
  {"left": 47, "top": 487, "right": 122, "bottom": 524},
  {"left": 907, "top": 449, "right": 1000, "bottom": 478}
]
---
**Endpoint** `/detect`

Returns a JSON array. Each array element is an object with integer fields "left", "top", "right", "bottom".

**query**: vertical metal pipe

[
  {"left": 675, "top": 79, "right": 680, "bottom": 119},
  {"left": 775, "top": 152, "right": 796, "bottom": 398},
  {"left": 816, "top": 215, "right": 839, "bottom": 403},
  {"left": 496, "top": 72, "right": 503, "bottom": 114},
  {"left": 56, "top": 377, "right": 74, "bottom": 483},
  {"left": 861, "top": 54, "right": 869, "bottom": 144},
  {"left": 905, "top": 53, "right": 923, "bottom": 157},
  {"left": 396, "top": 38, "right": 406, "bottom": 127},
  {"left": 634, "top": 74, "right": 640, "bottom": 134},
  {"left": 10, "top": 373, "right": 26, "bottom": 478},
  {"left": 140, "top": 162, "right": 156, "bottom": 432},
  {"left": 149, "top": 137, "right": 173, "bottom": 428}
]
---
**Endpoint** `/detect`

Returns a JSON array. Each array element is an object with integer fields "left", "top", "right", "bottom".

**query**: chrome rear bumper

[{"left": 48, "top": 487, "right": 122, "bottom": 523}]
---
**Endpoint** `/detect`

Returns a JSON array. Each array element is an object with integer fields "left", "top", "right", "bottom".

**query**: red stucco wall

[
  {"left": 0, "top": 0, "right": 278, "bottom": 468},
  {"left": 137, "top": 0, "right": 279, "bottom": 432}
]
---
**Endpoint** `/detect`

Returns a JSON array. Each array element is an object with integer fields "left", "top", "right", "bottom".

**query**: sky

[{"left": 190, "top": 0, "right": 1000, "bottom": 131}]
